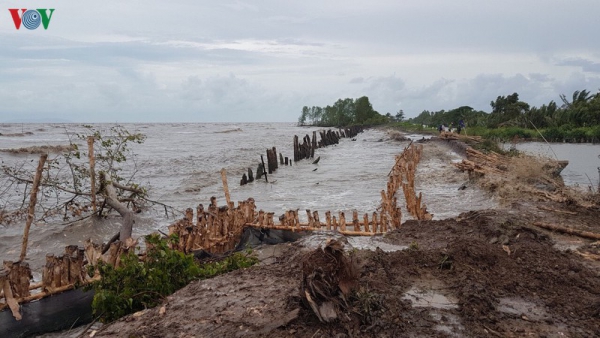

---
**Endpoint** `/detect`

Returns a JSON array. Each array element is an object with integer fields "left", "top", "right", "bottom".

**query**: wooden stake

[
  {"left": 372, "top": 212, "right": 379, "bottom": 233},
  {"left": 20, "top": 153, "right": 47, "bottom": 262},
  {"left": 87, "top": 136, "right": 97, "bottom": 213},
  {"left": 220, "top": 168, "right": 231, "bottom": 206},
  {"left": 260, "top": 155, "right": 269, "bottom": 182},
  {"left": 352, "top": 210, "right": 360, "bottom": 232},
  {"left": 2, "top": 275, "right": 21, "bottom": 320},
  {"left": 313, "top": 211, "right": 321, "bottom": 228}
]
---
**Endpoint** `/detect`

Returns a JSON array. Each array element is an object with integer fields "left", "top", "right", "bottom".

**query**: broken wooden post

[
  {"left": 260, "top": 155, "right": 268, "bottom": 182},
  {"left": 352, "top": 210, "right": 360, "bottom": 232},
  {"left": 372, "top": 212, "right": 379, "bottom": 233},
  {"left": 1, "top": 271, "right": 21, "bottom": 320},
  {"left": 313, "top": 211, "right": 321, "bottom": 229},
  {"left": 87, "top": 136, "right": 97, "bottom": 213},
  {"left": 306, "top": 209, "right": 314, "bottom": 228},
  {"left": 248, "top": 168, "right": 254, "bottom": 183},
  {"left": 256, "top": 163, "right": 264, "bottom": 180},
  {"left": 20, "top": 153, "right": 47, "bottom": 262},
  {"left": 220, "top": 168, "right": 232, "bottom": 206}
]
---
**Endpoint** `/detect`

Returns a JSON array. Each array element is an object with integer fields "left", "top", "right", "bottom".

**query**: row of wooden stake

[
  {"left": 293, "top": 127, "right": 363, "bottom": 162},
  {"left": 0, "top": 133, "right": 428, "bottom": 320},
  {"left": 0, "top": 238, "right": 128, "bottom": 319},
  {"left": 168, "top": 198, "right": 398, "bottom": 256},
  {"left": 382, "top": 142, "right": 432, "bottom": 221}
]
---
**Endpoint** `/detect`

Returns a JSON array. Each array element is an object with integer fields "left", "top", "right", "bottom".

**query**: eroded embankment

[
  {"left": 91, "top": 136, "right": 600, "bottom": 338},
  {"left": 94, "top": 210, "right": 600, "bottom": 338}
]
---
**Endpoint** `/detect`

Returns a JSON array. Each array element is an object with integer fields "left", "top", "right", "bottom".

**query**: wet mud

[{"left": 94, "top": 202, "right": 600, "bottom": 338}]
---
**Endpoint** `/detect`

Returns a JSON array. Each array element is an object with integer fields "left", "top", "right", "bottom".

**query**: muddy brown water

[
  {"left": 2, "top": 124, "right": 600, "bottom": 337},
  {"left": 1, "top": 123, "right": 496, "bottom": 274},
  {"left": 505, "top": 141, "right": 600, "bottom": 189}
]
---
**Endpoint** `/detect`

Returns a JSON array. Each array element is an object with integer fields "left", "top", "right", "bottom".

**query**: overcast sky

[{"left": 1, "top": 0, "right": 599, "bottom": 122}]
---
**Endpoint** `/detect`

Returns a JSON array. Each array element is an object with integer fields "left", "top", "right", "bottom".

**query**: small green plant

[
  {"left": 351, "top": 287, "right": 383, "bottom": 324},
  {"left": 439, "top": 254, "right": 453, "bottom": 270},
  {"left": 409, "top": 241, "right": 419, "bottom": 250},
  {"left": 88, "top": 234, "right": 200, "bottom": 322},
  {"left": 197, "top": 249, "right": 259, "bottom": 279}
]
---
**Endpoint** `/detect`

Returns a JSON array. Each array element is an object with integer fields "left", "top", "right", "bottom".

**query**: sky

[{"left": 1, "top": 0, "right": 600, "bottom": 123}]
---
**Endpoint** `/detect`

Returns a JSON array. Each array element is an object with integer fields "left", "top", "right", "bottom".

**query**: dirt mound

[{"left": 89, "top": 140, "right": 600, "bottom": 338}]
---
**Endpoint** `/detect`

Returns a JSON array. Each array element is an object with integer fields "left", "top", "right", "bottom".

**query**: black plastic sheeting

[
  {"left": 0, "top": 288, "right": 94, "bottom": 338},
  {"left": 236, "top": 227, "right": 308, "bottom": 249},
  {"left": 1, "top": 228, "right": 308, "bottom": 337},
  {"left": 193, "top": 227, "right": 309, "bottom": 259}
]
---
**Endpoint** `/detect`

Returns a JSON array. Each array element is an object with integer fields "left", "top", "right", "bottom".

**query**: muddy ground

[{"left": 92, "top": 139, "right": 600, "bottom": 338}]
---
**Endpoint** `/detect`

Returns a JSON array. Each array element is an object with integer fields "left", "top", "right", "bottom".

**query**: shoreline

[{"left": 88, "top": 136, "right": 600, "bottom": 338}]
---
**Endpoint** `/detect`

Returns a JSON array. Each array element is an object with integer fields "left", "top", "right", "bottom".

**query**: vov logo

[{"left": 8, "top": 9, "right": 55, "bottom": 30}]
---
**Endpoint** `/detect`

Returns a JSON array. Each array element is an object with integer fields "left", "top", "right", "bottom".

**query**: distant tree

[
  {"left": 395, "top": 110, "right": 405, "bottom": 122},
  {"left": 298, "top": 106, "right": 309, "bottom": 126},
  {"left": 488, "top": 93, "right": 530, "bottom": 128},
  {"left": 354, "top": 96, "right": 376, "bottom": 124},
  {"left": 560, "top": 89, "right": 592, "bottom": 109},
  {"left": 298, "top": 95, "right": 387, "bottom": 126}
]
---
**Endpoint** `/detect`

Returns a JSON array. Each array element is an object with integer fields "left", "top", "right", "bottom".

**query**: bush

[
  {"left": 541, "top": 127, "right": 562, "bottom": 142},
  {"left": 89, "top": 234, "right": 200, "bottom": 322},
  {"left": 88, "top": 235, "right": 259, "bottom": 323},
  {"left": 197, "top": 250, "right": 259, "bottom": 279},
  {"left": 586, "top": 126, "right": 600, "bottom": 141}
]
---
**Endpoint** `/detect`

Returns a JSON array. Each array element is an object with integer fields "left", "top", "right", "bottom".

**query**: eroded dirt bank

[{"left": 92, "top": 139, "right": 600, "bottom": 338}]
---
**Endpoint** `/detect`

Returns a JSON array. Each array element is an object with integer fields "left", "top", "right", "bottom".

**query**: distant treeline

[
  {"left": 406, "top": 89, "right": 600, "bottom": 143},
  {"left": 298, "top": 96, "right": 391, "bottom": 127}
]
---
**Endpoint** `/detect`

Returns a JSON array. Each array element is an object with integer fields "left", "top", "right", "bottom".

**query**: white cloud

[{"left": 1, "top": 0, "right": 600, "bottom": 122}]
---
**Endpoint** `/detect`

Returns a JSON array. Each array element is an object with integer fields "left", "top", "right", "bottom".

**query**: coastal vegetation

[
  {"left": 299, "top": 89, "right": 600, "bottom": 143},
  {"left": 405, "top": 89, "right": 600, "bottom": 142},
  {"left": 297, "top": 96, "right": 392, "bottom": 126},
  {"left": 88, "top": 234, "right": 259, "bottom": 322}
]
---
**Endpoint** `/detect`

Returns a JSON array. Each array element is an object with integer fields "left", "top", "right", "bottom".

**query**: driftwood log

[
  {"left": 20, "top": 154, "right": 47, "bottom": 262},
  {"left": 532, "top": 222, "right": 600, "bottom": 240}
]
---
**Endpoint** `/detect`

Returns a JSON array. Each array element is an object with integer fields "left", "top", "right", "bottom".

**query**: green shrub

[
  {"left": 566, "top": 128, "right": 588, "bottom": 142},
  {"left": 197, "top": 250, "right": 259, "bottom": 279},
  {"left": 88, "top": 234, "right": 260, "bottom": 323},
  {"left": 541, "top": 127, "right": 562, "bottom": 142},
  {"left": 88, "top": 234, "right": 201, "bottom": 322},
  {"left": 586, "top": 126, "right": 600, "bottom": 141}
]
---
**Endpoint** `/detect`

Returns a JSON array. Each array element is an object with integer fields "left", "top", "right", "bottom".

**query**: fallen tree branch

[
  {"left": 2, "top": 170, "right": 93, "bottom": 197},
  {"left": 100, "top": 173, "right": 134, "bottom": 241},
  {"left": 532, "top": 222, "right": 600, "bottom": 240},
  {"left": 111, "top": 181, "right": 144, "bottom": 194}
]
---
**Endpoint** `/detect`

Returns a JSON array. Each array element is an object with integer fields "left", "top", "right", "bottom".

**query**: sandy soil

[{"left": 92, "top": 139, "right": 600, "bottom": 338}]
